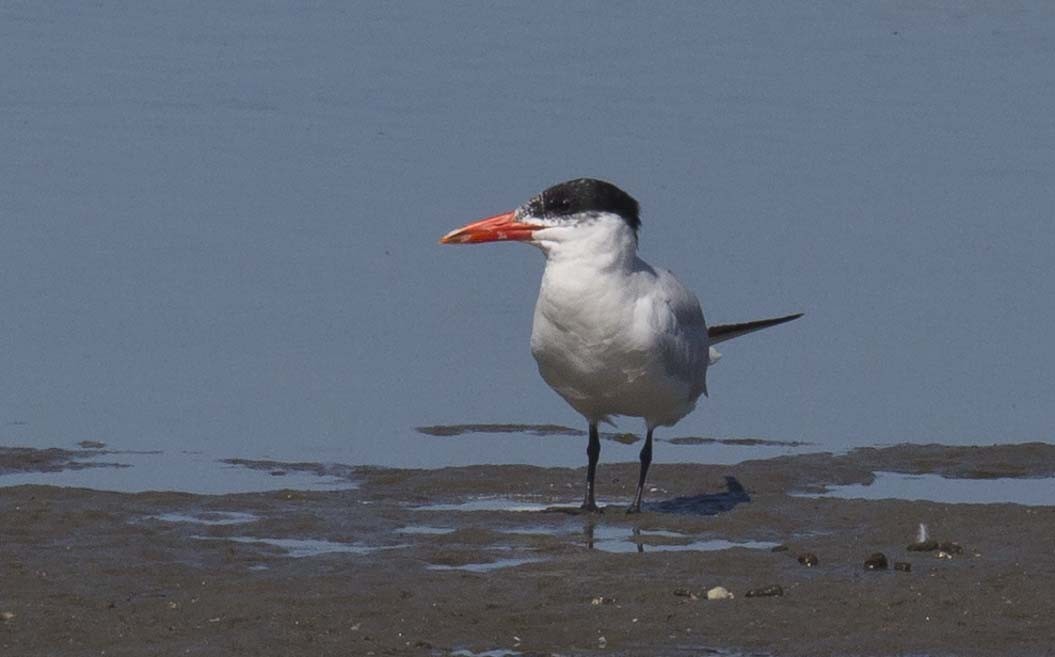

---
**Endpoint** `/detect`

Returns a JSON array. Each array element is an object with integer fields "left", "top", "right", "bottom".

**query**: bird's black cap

[{"left": 523, "top": 178, "right": 641, "bottom": 233}]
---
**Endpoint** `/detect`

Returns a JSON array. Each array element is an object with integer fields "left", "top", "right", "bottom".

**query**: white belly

[
  {"left": 532, "top": 331, "right": 699, "bottom": 425},
  {"left": 529, "top": 264, "right": 710, "bottom": 427}
]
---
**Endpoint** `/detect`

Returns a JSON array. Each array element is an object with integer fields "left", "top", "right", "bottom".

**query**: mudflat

[{"left": 2, "top": 442, "right": 1054, "bottom": 656}]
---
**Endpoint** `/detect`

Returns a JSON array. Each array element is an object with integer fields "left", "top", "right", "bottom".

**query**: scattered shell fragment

[
  {"left": 672, "top": 588, "right": 698, "bottom": 600},
  {"left": 591, "top": 596, "right": 615, "bottom": 605},
  {"left": 0, "top": 611, "right": 14, "bottom": 622},
  {"left": 797, "top": 552, "right": 818, "bottom": 567},
  {"left": 706, "top": 586, "right": 734, "bottom": 600},
  {"left": 745, "top": 584, "right": 783, "bottom": 598},
  {"left": 936, "top": 550, "right": 952, "bottom": 559},
  {"left": 864, "top": 552, "right": 889, "bottom": 570}
]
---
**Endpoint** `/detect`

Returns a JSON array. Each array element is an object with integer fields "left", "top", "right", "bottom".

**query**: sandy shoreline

[{"left": 2, "top": 443, "right": 1054, "bottom": 656}]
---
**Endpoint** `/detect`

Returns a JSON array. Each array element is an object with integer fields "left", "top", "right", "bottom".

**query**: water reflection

[{"left": 581, "top": 522, "right": 777, "bottom": 554}]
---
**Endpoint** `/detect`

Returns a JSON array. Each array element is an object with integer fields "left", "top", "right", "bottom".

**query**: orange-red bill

[{"left": 439, "top": 211, "right": 542, "bottom": 244}]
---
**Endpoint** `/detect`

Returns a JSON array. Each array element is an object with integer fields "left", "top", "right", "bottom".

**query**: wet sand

[{"left": 2, "top": 442, "right": 1055, "bottom": 656}]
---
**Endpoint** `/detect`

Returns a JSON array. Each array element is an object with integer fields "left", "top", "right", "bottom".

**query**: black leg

[
  {"left": 627, "top": 428, "right": 653, "bottom": 513},
  {"left": 581, "top": 423, "right": 601, "bottom": 511}
]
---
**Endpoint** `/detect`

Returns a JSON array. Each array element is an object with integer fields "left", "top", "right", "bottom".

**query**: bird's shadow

[{"left": 644, "top": 475, "right": 750, "bottom": 516}]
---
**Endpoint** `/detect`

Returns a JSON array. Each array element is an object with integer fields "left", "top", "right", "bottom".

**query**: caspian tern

[{"left": 441, "top": 178, "right": 801, "bottom": 513}]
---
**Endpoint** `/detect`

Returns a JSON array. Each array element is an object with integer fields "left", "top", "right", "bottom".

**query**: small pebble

[
  {"left": 745, "top": 585, "right": 783, "bottom": 598},
  {"left": 0, "top": 611, "right": 14, "bottom": 622},
  {"left": 706, "top": 586, "right": 733, "bottom": 600},
  {"left": 591, "top": 596, "right": 615, "bottom": 605},
  {"left": 936, "top": 550, "right": 952, "bottom": 559},
  {"left": 864, "top": 552, "right": 889, "bottom": 570},
  {"left": 672, "top": 588, "right": 698, "bottom": 600},
  {"left": 797, "top": 552, "right": 818, "bottom": 567},
  {"left": 907, "top": 540, "right": 963, "bottom": 554},
  {"left": 894, "top": 561, "right": 912, "bottom": 572}
]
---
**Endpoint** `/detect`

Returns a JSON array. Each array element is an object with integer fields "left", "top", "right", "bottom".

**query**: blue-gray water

[{"left": 3, "top": 3, "right": 1054, "bottom": 474}]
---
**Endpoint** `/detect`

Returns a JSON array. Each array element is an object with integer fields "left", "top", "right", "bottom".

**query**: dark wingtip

[{"left": 707, "top": 312, "right": 803, "bottom": 343}]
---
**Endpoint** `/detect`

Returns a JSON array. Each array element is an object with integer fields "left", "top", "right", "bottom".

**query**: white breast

[{"left": 529, "top": 255, "right": 711, "bottom": 428}]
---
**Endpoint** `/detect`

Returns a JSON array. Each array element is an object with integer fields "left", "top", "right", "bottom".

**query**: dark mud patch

[
  {"left": 1, "top": 442, "right": 1054, "bottom": 656},
  {"left": 416, "top": 423, "right": 584, "bottom": 437},
  {"left": 0, "top": 446, "right": 128, "bottom": 475},
  {"left": 417, "top": 422, "right": 644, "bottom": 444},
  {"left": 666, "top": 436, "right": 812, "bottom": 447},
  {"left": 220, "top": 458, "right": 361, "bottom": 483},
  {"left": 849, "top": 442, "right": 1055, "bottom": 479},
  {"left": 416, "top": 423, "right": 812, "bottom": 448}
]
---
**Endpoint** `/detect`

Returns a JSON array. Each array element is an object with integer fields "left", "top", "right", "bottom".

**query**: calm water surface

[{"left": 2, "top": 3, "right": 1054, "bottom": 478}]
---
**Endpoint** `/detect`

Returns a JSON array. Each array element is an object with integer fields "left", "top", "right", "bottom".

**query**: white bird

[{"left": 441, "top": 178, "right": 801, "bottom": 513}]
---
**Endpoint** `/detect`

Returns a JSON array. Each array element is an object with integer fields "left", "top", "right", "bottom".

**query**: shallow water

[
  {"left": 412, "top": 498, "right": 581, "bottom": 513},
  {"left": 807, "top": 471, "right": 1055, "bottom": 507},
  {"left": 499, "top": 522, "right": 779, "bottom": 555},
  {"left": 396, "top": 525, "right": 456, "bottom": 535},
  {"left": 193, "top": 535, "right": 390, "bottom": 558},
  {"left": 2, "top": 3, "right": 1054, "bottom": 488},
  {"left": 150, "top": 511, "right": 260, "bottom": 526},
  {"left": 0, "top": 450, "right": 358, "bottom": 494},
  {"left": 593, "top": 535, "right": 780, "bottom": 555},
  {"left": 426, "top": 557, "right": 545, "bottom": 573}
]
